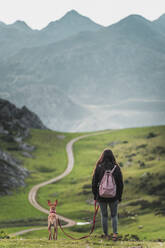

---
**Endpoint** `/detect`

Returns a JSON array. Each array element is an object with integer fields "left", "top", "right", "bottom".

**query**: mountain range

[{"left": 0, "top": 10, "right": 165, "bottom": 131}]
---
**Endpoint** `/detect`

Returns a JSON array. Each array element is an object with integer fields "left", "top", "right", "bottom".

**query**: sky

[{"left": 0, "top": 0, "right": 165, "bottom": 30}]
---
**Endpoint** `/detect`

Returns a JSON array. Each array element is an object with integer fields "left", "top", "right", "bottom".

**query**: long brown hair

[{"left": 93, "top": 149, "right": 118, "bottom": 175}]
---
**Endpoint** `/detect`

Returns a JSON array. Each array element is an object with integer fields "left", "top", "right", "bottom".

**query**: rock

[
  {"left": 0, "top": 148, "right": 29, "bottom": 195},
  {"left": 18, "top": 106, "right": 46, "bottom": 129},
  {"left": 0, "top": 98, "right": 47, "bottom": 146},
  {"left": 0, "top": 124, "right": 8, "bottom": 135},
  {"left": 0, "top": 99, "right": 46, "bottom": 131},
  {"left": 19, "top": 143, "right": 35, "bottom": 152},
  {"left": 14, "top": 136, "right": 23, "bottom": 143},
  {"left": 22, "top": 152, "right": 33, "bottom": 158}
]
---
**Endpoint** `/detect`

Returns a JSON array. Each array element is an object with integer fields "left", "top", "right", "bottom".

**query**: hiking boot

[{"left": 112, "top": 234, "right": 118, "bottom": 241}]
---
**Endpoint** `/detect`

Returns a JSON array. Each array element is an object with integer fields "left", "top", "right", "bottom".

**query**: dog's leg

[
  {"left": 53, "top": 222, "right": 56, "bottom": 240},
  {"left": 55, "top": 218, "right": 58, "bottom": 240},
  {"left": 48, "top": 223, "right": 52, "bottom": 240},
  {"left": 55, "top": 225, "right": 58, "bottom": 240},
  {"left": 53, "top": 224, "right": 55, "bottom": 240},
  {"left": 53, "top": 219, "right": 58, "bottom": 240}
]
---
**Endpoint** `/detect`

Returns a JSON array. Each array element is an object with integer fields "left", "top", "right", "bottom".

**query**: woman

[{"left": 92, "top": 149, "right": 123, "bottom": 241}]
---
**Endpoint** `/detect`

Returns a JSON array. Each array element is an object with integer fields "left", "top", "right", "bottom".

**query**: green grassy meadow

[
  {"left": 37, "top": 126, "right": 165, "bottom": 241},
  {"left": 1, "top": 238, "right": 165, "bottom": 248},
  {"left": 0, "top": 125, "right": 165, "bottom": 247},
  {"left": 0, "top": 129, "right": 78, "bottom": 223}
]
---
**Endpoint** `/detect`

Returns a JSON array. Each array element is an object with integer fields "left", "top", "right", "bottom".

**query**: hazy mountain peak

[
  {"left": 43, "top": 9, "right": 102, "bottom": 34},
  {"left": 12, "top": 20, "right": 32, "bottom": 30},
  {"left": 119, "top": 14, "right": 150, "bottom": 25},
  {"left": 108, "top": 13, "right": 153, "bottom": 35},
  {"left": 0, "top": 20, "right": 32, "bottom": 32},
  {"left": 59, "top": 9, "right": 103, "bottom": 28},
  {"left": 154, "top": 13, "right": 165, "bottom": 22},
  {"left": 63, "top": 9, "right": 81, "bottom": 17},
  {"left": 47, "top": 9, "right": 86, "bottom": 26}
]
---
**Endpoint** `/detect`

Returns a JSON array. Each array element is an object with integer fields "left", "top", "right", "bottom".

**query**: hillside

[
  {"left": 37, "top": 125, "right": 165, "bottom": 241},
  {"left": 0, "top": 99, "right": 46, "bottom": 195},
  {"left": 0, "top": 125, "right": 164, "bottom": 243},
  {"left": 0, "top": 13, "right": 165, "bottom": 131}
]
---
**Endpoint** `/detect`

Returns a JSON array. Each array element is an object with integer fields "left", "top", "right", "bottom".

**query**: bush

[
  {"left": 119, "top": 162, "right": 124, "bottom": 167},
  {"left": 138, "top": 161, "right": 146, "bottom": 168},
  {"left": 152, "top": 146, "right": 165, "bottom": 155},
  {"left": 0, "top": 230, "right": 10, "bottom": 239},
  {"left": 136, "top": 144, "right": 147, "bottom": 149},
  {"left": 117, "top": 233, "right": 140, "bottom": 241},
  {"left": 146, "top": 132, "right": 157, "bottom": 139}
]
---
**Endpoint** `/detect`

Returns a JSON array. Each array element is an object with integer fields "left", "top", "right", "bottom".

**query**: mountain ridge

[
  {"left": 0, "top": 9, "right": 103, "bottom": 59},
  {"left": 0, "top": 12, "right": 165, "bottom": 131}
]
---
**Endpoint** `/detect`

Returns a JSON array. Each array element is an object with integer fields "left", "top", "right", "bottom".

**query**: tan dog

[{"left": 48, "top": 200, "right": 58, "bottom": 240}]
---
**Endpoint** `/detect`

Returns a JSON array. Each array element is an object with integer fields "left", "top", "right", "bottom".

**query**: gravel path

[{"left": 11, "top": 131, "right": 111, "bottom": 236}]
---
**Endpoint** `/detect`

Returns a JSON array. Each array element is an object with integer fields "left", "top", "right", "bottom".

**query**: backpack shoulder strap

[{"left": 110, "top": 165, "right": 117, "bottom": 174}]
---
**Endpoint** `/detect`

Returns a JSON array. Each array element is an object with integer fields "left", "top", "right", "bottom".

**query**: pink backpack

[{"left": 99, "top": 165, "right": 117, "bottom": 198}]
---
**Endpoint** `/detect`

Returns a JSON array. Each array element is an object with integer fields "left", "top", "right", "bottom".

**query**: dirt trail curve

[{"left": 11, "top": 131, "right": 111, "bottom": 236}]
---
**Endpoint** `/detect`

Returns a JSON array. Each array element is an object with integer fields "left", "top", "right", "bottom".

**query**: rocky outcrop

[
  {"left": 0, "top": 148, "right": 29, "bottom": 195},
  {"left": 0, "top": 98, "right": 47, "bottom": 195},
  {"left": 0, "top": 99, "right": 46, "bottom": 137}
]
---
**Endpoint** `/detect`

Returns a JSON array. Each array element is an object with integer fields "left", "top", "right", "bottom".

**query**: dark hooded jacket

[{"left": 92, "top": 162, "right": 124, "bottom": 202}]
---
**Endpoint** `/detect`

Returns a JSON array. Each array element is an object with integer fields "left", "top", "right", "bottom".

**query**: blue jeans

[{"left": 99, "top": 200, "right": 118, "bottom": 235}]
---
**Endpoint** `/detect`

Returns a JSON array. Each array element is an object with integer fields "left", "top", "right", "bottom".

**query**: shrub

[
  {"left": 0, "top": 230, "right": 10, "bottom": 239},
  {"left": 146, "top": 132, "right": 157, "bottom": 139}
]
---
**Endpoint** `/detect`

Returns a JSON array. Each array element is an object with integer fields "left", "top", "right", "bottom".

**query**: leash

[{"left": 58, "top": 200, "right": 99, "bottom": 240}]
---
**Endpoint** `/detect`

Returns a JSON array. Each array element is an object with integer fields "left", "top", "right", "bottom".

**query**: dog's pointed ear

[
  {"left": 54, "top": 200, "right": 58, "bottom": 206},
  {"left": 48, "top": 200, "right": 51, "bottom": 206}
]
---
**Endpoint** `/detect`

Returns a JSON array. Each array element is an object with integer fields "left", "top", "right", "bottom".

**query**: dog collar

[{"left": 50, "top": 210, "right": 56, "bottom": 214}]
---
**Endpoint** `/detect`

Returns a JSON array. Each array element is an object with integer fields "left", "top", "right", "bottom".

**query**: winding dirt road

[{"left": 11, "top": 131, "right": 110, "bottom": 236}]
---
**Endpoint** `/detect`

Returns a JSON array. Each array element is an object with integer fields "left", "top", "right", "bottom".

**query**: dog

[{"left": 48, "top": 200, "right": 58, "bottom": 240}]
